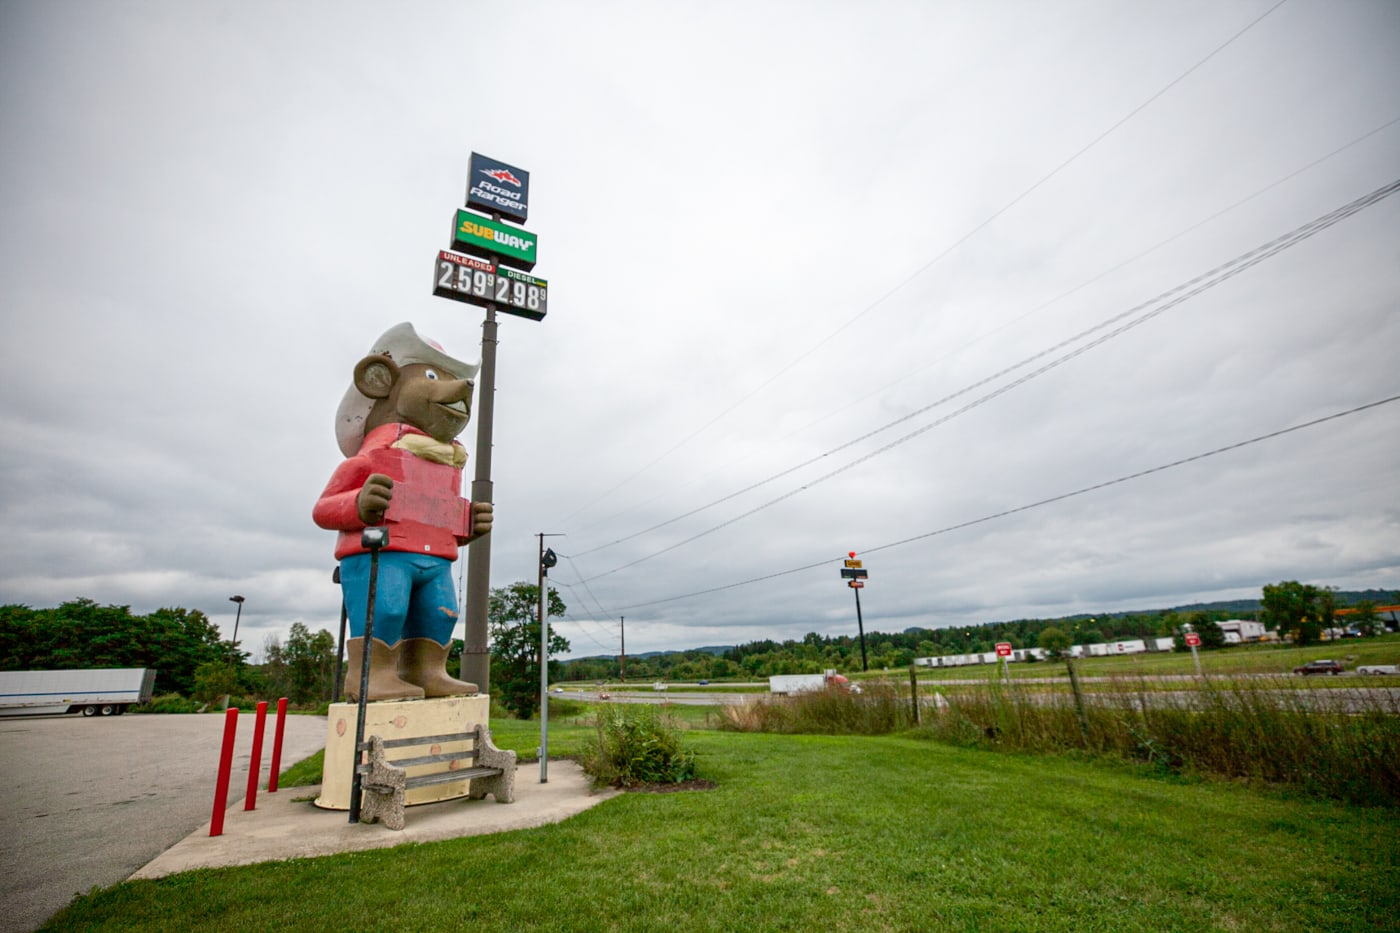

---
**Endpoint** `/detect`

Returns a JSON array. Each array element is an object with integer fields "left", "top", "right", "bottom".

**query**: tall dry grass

[
  {"left": 719, "top": 681, "right": 912, "bottom": 735},
  {"left": 919, "top": 674, "right": 1400, "bottom": 806}
]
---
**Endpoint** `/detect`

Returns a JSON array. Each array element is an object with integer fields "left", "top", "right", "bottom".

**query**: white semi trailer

[
  {"left": 769, "top": 670, "right": 858, "bottom": 695},
  {"left": 0, "top": 668, "right": 156, "bottom": 717}
]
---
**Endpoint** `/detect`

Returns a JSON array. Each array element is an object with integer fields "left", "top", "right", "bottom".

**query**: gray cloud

[{"left": 2, "top": 0, "right": 1397, "bottom": 660}]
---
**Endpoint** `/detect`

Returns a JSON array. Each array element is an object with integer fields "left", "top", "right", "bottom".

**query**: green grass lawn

[{"left": 46, "top": 728, "right": 1398, "bottom": 932}]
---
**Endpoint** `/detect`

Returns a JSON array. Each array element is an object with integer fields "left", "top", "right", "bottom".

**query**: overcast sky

[{"left": 1, "top": 0, "right": 1397, "bottom": 662}]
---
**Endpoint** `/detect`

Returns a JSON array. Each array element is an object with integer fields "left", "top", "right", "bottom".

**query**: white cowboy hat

[{"left": 334, "top": 322, "right": 480, "bottom": 457}]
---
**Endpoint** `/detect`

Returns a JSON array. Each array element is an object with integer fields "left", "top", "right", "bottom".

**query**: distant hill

[{"left": 570, "top": 644, "right": 734, "bottom": 664}]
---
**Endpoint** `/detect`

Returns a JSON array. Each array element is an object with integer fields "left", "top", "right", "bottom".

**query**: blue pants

[{"left": 340, "top": 551, "right": 458, "bottom": 646}]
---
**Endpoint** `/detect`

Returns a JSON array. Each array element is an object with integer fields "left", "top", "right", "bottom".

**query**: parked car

[
  {"left": 1356, "top": 664, "right": 1400, "bottom": 676},
  {"left": 1294, "top": 659, "right": 1344, "bottom": 675}
]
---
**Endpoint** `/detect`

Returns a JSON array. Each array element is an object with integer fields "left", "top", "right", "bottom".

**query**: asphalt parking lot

[{"left": 0, "top": 711, "right": 326, "bottom": 933}]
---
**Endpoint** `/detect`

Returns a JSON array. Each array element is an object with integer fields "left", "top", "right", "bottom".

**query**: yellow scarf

[{"left": 392, "top": 434, "right": 466, "bottom": 468}]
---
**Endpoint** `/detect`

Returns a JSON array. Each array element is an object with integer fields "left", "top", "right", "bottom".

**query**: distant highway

[{"left": 548, "top": 679, "right": 1400, "bottom": 713}]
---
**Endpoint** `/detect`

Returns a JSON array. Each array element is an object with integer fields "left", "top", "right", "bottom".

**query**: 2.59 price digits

[{"left": 443, "top": 264, "right": 492, "bottom": 298}]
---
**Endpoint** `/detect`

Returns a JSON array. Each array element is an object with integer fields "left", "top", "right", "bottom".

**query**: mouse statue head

[{"left": 334, "top": 322, "right": 481, "bottom": 455}]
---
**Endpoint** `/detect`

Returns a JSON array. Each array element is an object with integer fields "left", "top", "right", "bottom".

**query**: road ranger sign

[
  {"left": 848, "top": 580, "right": 864, "bottom": 589},
  {"left": 452, "top": 209, "right": 538, "bottom": 271},
  {"left": 432, "top": 249, "right": 548, "bottom": 320},
  {"left": 466, "top": 152, "right": 529, "bottom": 223}
]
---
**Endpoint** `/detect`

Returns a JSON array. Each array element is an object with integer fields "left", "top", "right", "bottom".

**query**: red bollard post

[
  {"left": 244, "top": 701, "right": 268, "bottom": 811},
  {"left": 267, "top": 697, "right": 289, "bottom": 793},
  {"left": 210, "top": 707, "right": 239, "bottom": 837}
]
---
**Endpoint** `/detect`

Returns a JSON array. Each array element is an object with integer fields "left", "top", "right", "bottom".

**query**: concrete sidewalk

[{"left": 132, "top": 761, "right": 617, "bottom": 880}]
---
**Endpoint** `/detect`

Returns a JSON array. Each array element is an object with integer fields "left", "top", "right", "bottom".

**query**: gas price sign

[{"left": 432, "top": 249, "right": 548, "bottom": 320}]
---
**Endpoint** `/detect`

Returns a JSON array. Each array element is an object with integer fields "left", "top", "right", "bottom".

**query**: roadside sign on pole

[
  {"left": 840, "top": 568, "right": 868, "bottom": 579},
  {"left": 466, "top": 152, "right": 530, "bottom": 223},
  {"left": 452, "top": 209, "right": 539, "bottom": 270},
  {"left": 433, "top": 249, "right": 548, "bottom": 319},
  {"left": 995, "top": 642, "right": 1013, "bottom": 658},
  {"left": 1184, "top": 632, "right": 1201, "bottom": 647},
  {"left": 844, "top": 559, "right": 863, "bottom": 569},
  {"left": 848, "top": 580, "right": 864, "bottom": 589}
]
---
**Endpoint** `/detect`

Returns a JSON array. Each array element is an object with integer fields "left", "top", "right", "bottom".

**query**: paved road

[
  {"left": 559, "top": 684, "right": 1400, "bottom": 713},
  {"left": 0, "top": 712, "right": 327, "bottom": 933}
]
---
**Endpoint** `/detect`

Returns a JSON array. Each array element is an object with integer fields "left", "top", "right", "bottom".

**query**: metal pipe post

[
  {"left": 538, "top": 535, "right": 548, "bottom": 784},
  {"left": 209, "top": 707, "right": 239, "bottom": 837},
  {"left": 244, "top": 700, "right": 268, "bottom": 810},
  {"left": 349, "top": 529, "right": 385, "bottom": 824},
  {"left": 268, "top": 697, "right": 288, "bottom": 792}
]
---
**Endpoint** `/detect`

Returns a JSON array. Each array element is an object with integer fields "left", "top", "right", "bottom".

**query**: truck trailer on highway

[
  {"left": 0, "top": 668, "right": 156, "bottom": 717},
  {"left": 769, "top": 670, "right": 859, "bottom": 695}
]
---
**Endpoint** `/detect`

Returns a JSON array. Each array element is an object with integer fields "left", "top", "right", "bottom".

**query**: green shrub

[{"left": 580, "top": 704, "right": 697, "bottom": 788}]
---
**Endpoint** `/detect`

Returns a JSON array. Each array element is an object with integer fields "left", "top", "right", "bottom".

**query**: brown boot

[
  {"left": 398, "top": 638, "right": 478, "bottom": 697},
  {"left": 344, "top": 637, "right": 425, "bottom": 702}
]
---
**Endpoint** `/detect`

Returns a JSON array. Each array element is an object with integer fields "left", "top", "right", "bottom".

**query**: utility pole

[{"left": 619, "top": 616, "right": 625, "bottom": 682}]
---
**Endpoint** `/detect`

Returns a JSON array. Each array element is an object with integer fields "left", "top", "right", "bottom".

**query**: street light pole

[
  {"left": 537, "top": 535, "right": 561, "bottom": 784},
  {"left": 228, "top": 595, "right": 245, "bottom": 663}
]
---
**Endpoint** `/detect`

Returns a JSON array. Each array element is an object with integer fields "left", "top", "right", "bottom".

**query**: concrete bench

[{"left": 358, "top": 723, "right": 516, "bottom": 830}]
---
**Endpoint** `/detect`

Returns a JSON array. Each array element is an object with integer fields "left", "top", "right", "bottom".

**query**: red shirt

[{"left": 313, "top": 424, "right": 472, "bottom": 561}]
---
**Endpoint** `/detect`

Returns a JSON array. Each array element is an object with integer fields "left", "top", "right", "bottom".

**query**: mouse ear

[
  {"left": 335, "top": 354, "right": 400, "bottom": 457},
  {"left": 353, "top": 354, "right": 399, "bottom": 400}
]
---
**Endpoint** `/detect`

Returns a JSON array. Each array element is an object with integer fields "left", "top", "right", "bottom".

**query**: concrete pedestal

[{"left": 314, "top": 695, "right": 491, "bottom": 810}]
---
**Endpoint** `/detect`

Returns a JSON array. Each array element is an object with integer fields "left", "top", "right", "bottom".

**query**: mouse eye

[{"left": 424, "top": 369, "right": 439, "bottom": 380}]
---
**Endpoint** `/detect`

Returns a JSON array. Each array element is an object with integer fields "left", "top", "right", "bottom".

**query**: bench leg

[
  {"left": 469, "top": 725, "right": 517, "bottom": 803},
  {"left": 360, "top": 736, "right": 407, "bottom": 830}
]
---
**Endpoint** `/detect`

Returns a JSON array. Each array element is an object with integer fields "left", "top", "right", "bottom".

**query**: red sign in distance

[
  {"left": 1184, "top": 632, "right": 1202, "bottom": 647},
  {"left": 848, "top": 580, "right": 864, "bottom": 589},
  {"left": 995, "top": 642, "right": 1013, "bottom": 658}
]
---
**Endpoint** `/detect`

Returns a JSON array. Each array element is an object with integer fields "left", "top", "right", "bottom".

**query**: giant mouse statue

[{"left": 313, "top": 322, "right": 493, "bottom": 701}]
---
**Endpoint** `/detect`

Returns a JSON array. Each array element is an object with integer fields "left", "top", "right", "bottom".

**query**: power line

[
  {"left": 611, "top": 392, "right": 1400, "bottom": 611},
  {"left": 546, "top": 576, "right": 620, "bottom": 652},
  {"left": 573, "top": 177, "right": 1400, "bottom": 576},
  {"left": 558, "top": 1, "right": 1291, "bottom": 528},
  {"left": 777, "top": 114, "right": 1400, "bottom": 444},
  {"left": 557, "top": 114, "right": 1400, "bottom": 545}
]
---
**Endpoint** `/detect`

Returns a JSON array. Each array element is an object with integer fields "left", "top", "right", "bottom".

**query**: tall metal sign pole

[
  {"left": 431, "top": 152, "right": 548, "bottom": 693},
  {"left": 840, "top": 551, "right": 870, "bottom": 672}
]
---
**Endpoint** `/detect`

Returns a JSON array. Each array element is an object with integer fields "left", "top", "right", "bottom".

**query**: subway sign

[
  {"left": 465, "top": 152, "right": 529, "bottom": 223},
  {"left": 451, "top": 209, "right": 538, "bottom": 271},
  {"left": 432, "top": 249, "right": 547, "bottom": 320}
]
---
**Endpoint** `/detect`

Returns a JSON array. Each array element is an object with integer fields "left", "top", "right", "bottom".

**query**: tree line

[
  {"left": 4, "top": 582, "right": 1390, "bottom": 711},
  {"left": 555, "top": 582, "right": 1397, "bottom": 681},
  {"left": 0, "top": 584, "right": 576, "bottom": 714}
]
